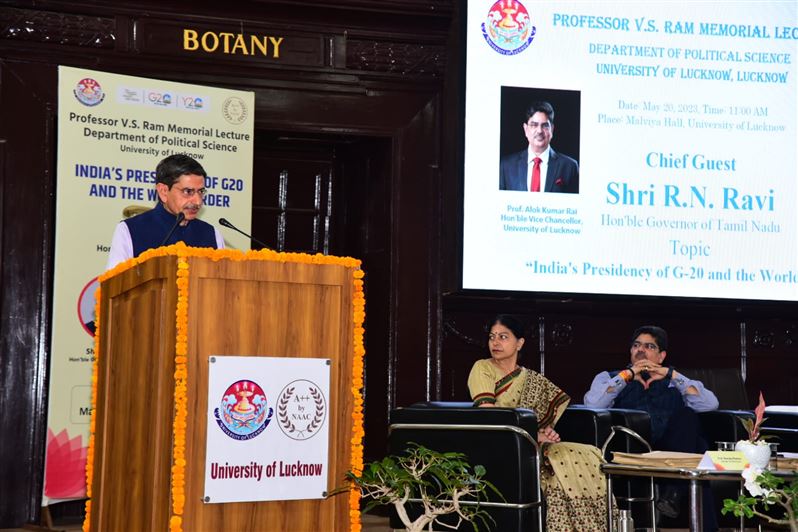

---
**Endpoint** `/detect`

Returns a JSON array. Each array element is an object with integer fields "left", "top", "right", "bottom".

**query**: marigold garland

[
  {"left": 349, "top": 268, "right": 366, "bottom": 532},
  {"left": 83, "top": 243, "right": 365, "bottom": 532},
  {"left": 170, "top": 255, "right": 190, "bottom": 529}
]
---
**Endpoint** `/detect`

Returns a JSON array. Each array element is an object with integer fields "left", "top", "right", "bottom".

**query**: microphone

[
  {"left": 160, "top": 212, "right": 186, "bottom": 247},
  {"left": 218, "top": 218, "right": 271, "bottom": 250}
]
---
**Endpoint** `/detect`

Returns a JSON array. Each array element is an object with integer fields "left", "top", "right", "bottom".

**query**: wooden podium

[{"left": 85, "top": 247, "right": 364, "bottom": 531}]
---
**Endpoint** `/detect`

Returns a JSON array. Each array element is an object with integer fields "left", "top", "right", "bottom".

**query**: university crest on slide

[
  {"left": 73, "top": 77, "right": 105, "bottom": 107},
  {"left": 482, "top": 0, "right": 536, "bottom": 56},
  {"left": 214, "top": 380, "right": 274, "bottom": 440}
]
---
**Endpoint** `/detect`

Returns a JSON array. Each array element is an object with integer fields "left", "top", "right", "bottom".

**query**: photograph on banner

[
  {"left": 44, "top": 66, "right": 255, "bottom": 502},
  {"left": 204, "top": 356, "right": 331, "bottom": 504},
  {"left": 462, "top": 1, "right": 798, "bottom": 301}
]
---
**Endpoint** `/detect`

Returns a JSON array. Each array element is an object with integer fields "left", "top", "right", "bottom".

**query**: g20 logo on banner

[
  {"left": 277, "top": 380, "right": 327, "bottom": 441},
  {"left": 214, "top": 380, "right": 274, "bottom": 440},
  {"left": 146, "top": 91, "right": 174, "bottom": 107},
  {"left": 74, "top": 78, "right": 105, "bottom": 107},
  {"left": 481, "top": 0, "right": 536, "bottom": 56}
]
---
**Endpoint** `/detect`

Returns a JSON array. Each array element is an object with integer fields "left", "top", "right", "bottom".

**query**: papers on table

[
  {"left": 612, "top": 450, "right": 798, "bottom": 471},
  {"left": 611, "top": 451, "right": 704, "bottom": 468}
]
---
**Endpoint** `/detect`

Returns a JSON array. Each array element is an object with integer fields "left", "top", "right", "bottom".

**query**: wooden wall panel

[
  {"left": 438, "top": 301, "right": 797, "bottom": 413},
  {"left": 391, "top": 99, "right": 440, "bottom": 410},
  {"left": 746, "top": 320, "right": 798, "bottom": 405},
  {"left": 0, "top": 60, "right": 57, "bottom": 527}
]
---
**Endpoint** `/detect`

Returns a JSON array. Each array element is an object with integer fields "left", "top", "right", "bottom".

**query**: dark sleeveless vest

[
  {"left": 610, "top": 370, "right": 684, "bottom": 443},
  {"left": 124, "top": 202, "right": 218, "bottom": 258}
]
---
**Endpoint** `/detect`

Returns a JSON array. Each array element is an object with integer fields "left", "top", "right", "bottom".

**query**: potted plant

[
  {"left": 735, "top": 392, "right": 772, "bottom": 469},
  {"left": 345, "top": 443, "right": 502, "bottom": 532},
  {"left": 722, "top": 468, "right": 798, "bottom": 531}
]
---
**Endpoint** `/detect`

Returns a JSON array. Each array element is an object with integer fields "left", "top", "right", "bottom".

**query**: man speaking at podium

[{"left": 106, "top": 154, "right": 225, "bottom": 269}]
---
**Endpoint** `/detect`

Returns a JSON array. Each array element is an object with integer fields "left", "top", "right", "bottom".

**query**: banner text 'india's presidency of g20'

[
  {"left": 44, "top": 66, "right": 254, "bottom": 502},
  {"left": 462, "top": 1, "right": 798, "bottom": 301}
]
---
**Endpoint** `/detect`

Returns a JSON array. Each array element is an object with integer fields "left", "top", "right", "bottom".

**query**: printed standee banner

[
  {"left": 45, "top": 66, "right": 255, "bottom": 503},
  {"left": 205, "top": 357, "right": 331, "bottom": 503}
]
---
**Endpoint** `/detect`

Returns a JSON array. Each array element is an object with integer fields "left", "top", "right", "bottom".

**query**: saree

[{"left": 468, "top": 360, "right": 611, "bottom": 532}]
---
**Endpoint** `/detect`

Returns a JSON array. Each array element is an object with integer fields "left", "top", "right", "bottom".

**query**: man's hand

[
  {"left": 630, "top": 360, "right": 669, "bottom": 389},
  {"left": 538, "top": 426, "right": 561, "bottom": 444}
]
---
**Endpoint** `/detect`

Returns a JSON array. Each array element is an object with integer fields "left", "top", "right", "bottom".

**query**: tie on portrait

[{"left": 530, "top": 157, "right": 541, "bottom": 192}]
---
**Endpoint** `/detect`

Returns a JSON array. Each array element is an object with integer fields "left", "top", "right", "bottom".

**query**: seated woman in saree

[{"left": 468, "top": 314, "right": 611, "bottom": 532}]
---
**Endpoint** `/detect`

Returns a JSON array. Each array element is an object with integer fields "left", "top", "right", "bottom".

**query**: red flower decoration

[
  {"left": 45, "top": 428, "right": 87, "bottom": 499},
  {"left": 738, "top": 391, "right": 769, "bottom": 442}
]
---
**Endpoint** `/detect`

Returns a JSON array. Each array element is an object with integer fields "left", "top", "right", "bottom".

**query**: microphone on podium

[
  {"left": 159, "top": 212, "right": 186, "bottom": 247},
  {"left": 218, "top": 218, "right": 271, "bottom": 250}
]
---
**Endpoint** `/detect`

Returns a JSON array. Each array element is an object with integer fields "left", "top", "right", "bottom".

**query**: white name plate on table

[{"left": 697, "top": 451, "right": 748, "bottom": 471}]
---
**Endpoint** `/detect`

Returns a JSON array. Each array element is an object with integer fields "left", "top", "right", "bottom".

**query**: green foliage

[
  {"left": 346, "top": 443, "right": 503, "bottom": 532},
  {"left": 722, "top": 470, "right": 798, "bottom": 530}
]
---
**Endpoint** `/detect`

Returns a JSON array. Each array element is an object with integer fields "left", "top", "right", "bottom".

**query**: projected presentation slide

[{"left": 462, "top": 0, "right": 798, "bottom": 300}]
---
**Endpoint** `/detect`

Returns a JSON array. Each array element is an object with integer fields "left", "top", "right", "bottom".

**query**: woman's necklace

[{"left": 490, "top": 356, "right": 519, "bottom": 374}]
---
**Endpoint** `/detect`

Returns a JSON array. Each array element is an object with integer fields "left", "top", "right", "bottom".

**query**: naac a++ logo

[
  {"left": 74, "top": 78, "right": 105, "bottom": 107},
  {"left": 277, "top": 380, "right": 327, "bottom": 441},
  {"left": 482, "top": 0, "right": 536, "bottom": 56},
  {"left": 222, "top": 96, "right": 248, "bottom": 125},
  {"left": 214, "top": 380, "right": 274, "bottom": 440}
]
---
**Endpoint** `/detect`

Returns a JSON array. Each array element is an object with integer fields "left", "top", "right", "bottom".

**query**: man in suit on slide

[{"left": 499, "top": 101, "right": 579, "bottom": 193}]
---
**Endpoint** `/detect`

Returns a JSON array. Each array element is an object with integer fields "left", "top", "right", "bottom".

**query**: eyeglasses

[
  {"left": 525, "top": 121, "right": 551, "bottom": 131},
  {"left": 632, "top": 341, "right": 659, "bottom": 351},
  {"left": 173, "top": 186, "right": 207, "bottom": 198},
  {"left": 488, "top": 333, "right": 514, "bottom": 342}
]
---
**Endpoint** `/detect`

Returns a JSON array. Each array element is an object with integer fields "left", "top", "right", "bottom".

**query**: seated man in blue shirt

[{"left": 584, "top": 325, "right": 719, "bottom": 529}]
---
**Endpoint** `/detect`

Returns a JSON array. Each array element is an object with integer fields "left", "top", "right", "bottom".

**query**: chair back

[
  {"left": 680, "top": 368, "right": 749, "bottom": 409},
  {"left": 761, "top": 408, "right": 798, "bottom": 451},
  {"left": 556, "top": 404, "right": 613, "bottom": 447},
  {"left": 388, "top": 402, "right": 542, "bottom": 532}
]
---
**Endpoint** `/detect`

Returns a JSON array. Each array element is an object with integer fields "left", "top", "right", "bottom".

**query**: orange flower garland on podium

[{"left": 83, "top": 243, "right": 365, "bottom": 532}]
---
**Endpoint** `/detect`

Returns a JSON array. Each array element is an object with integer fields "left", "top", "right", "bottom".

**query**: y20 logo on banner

[
  {"left": 74, "top": 78, "right": 105, "bottom": 107},
  {"left": 214, "top": 380, "right": 274, "bottom": 440},
  {"left": 482, "top": 0, "right": 536, "bottom": 56},
  {"left": 277, "top": 380, "right": 327, "bottom": 441},
  {"left": 180, "top": 96, "right": 205, "bottom": 110}
]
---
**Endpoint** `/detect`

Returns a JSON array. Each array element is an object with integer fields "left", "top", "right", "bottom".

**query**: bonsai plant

[
  {"left": 345, "top": 443, "right": 502, "bottom": 532},
  {"left": 722, "top": 468, "right": 798, "bottom": 532}
]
